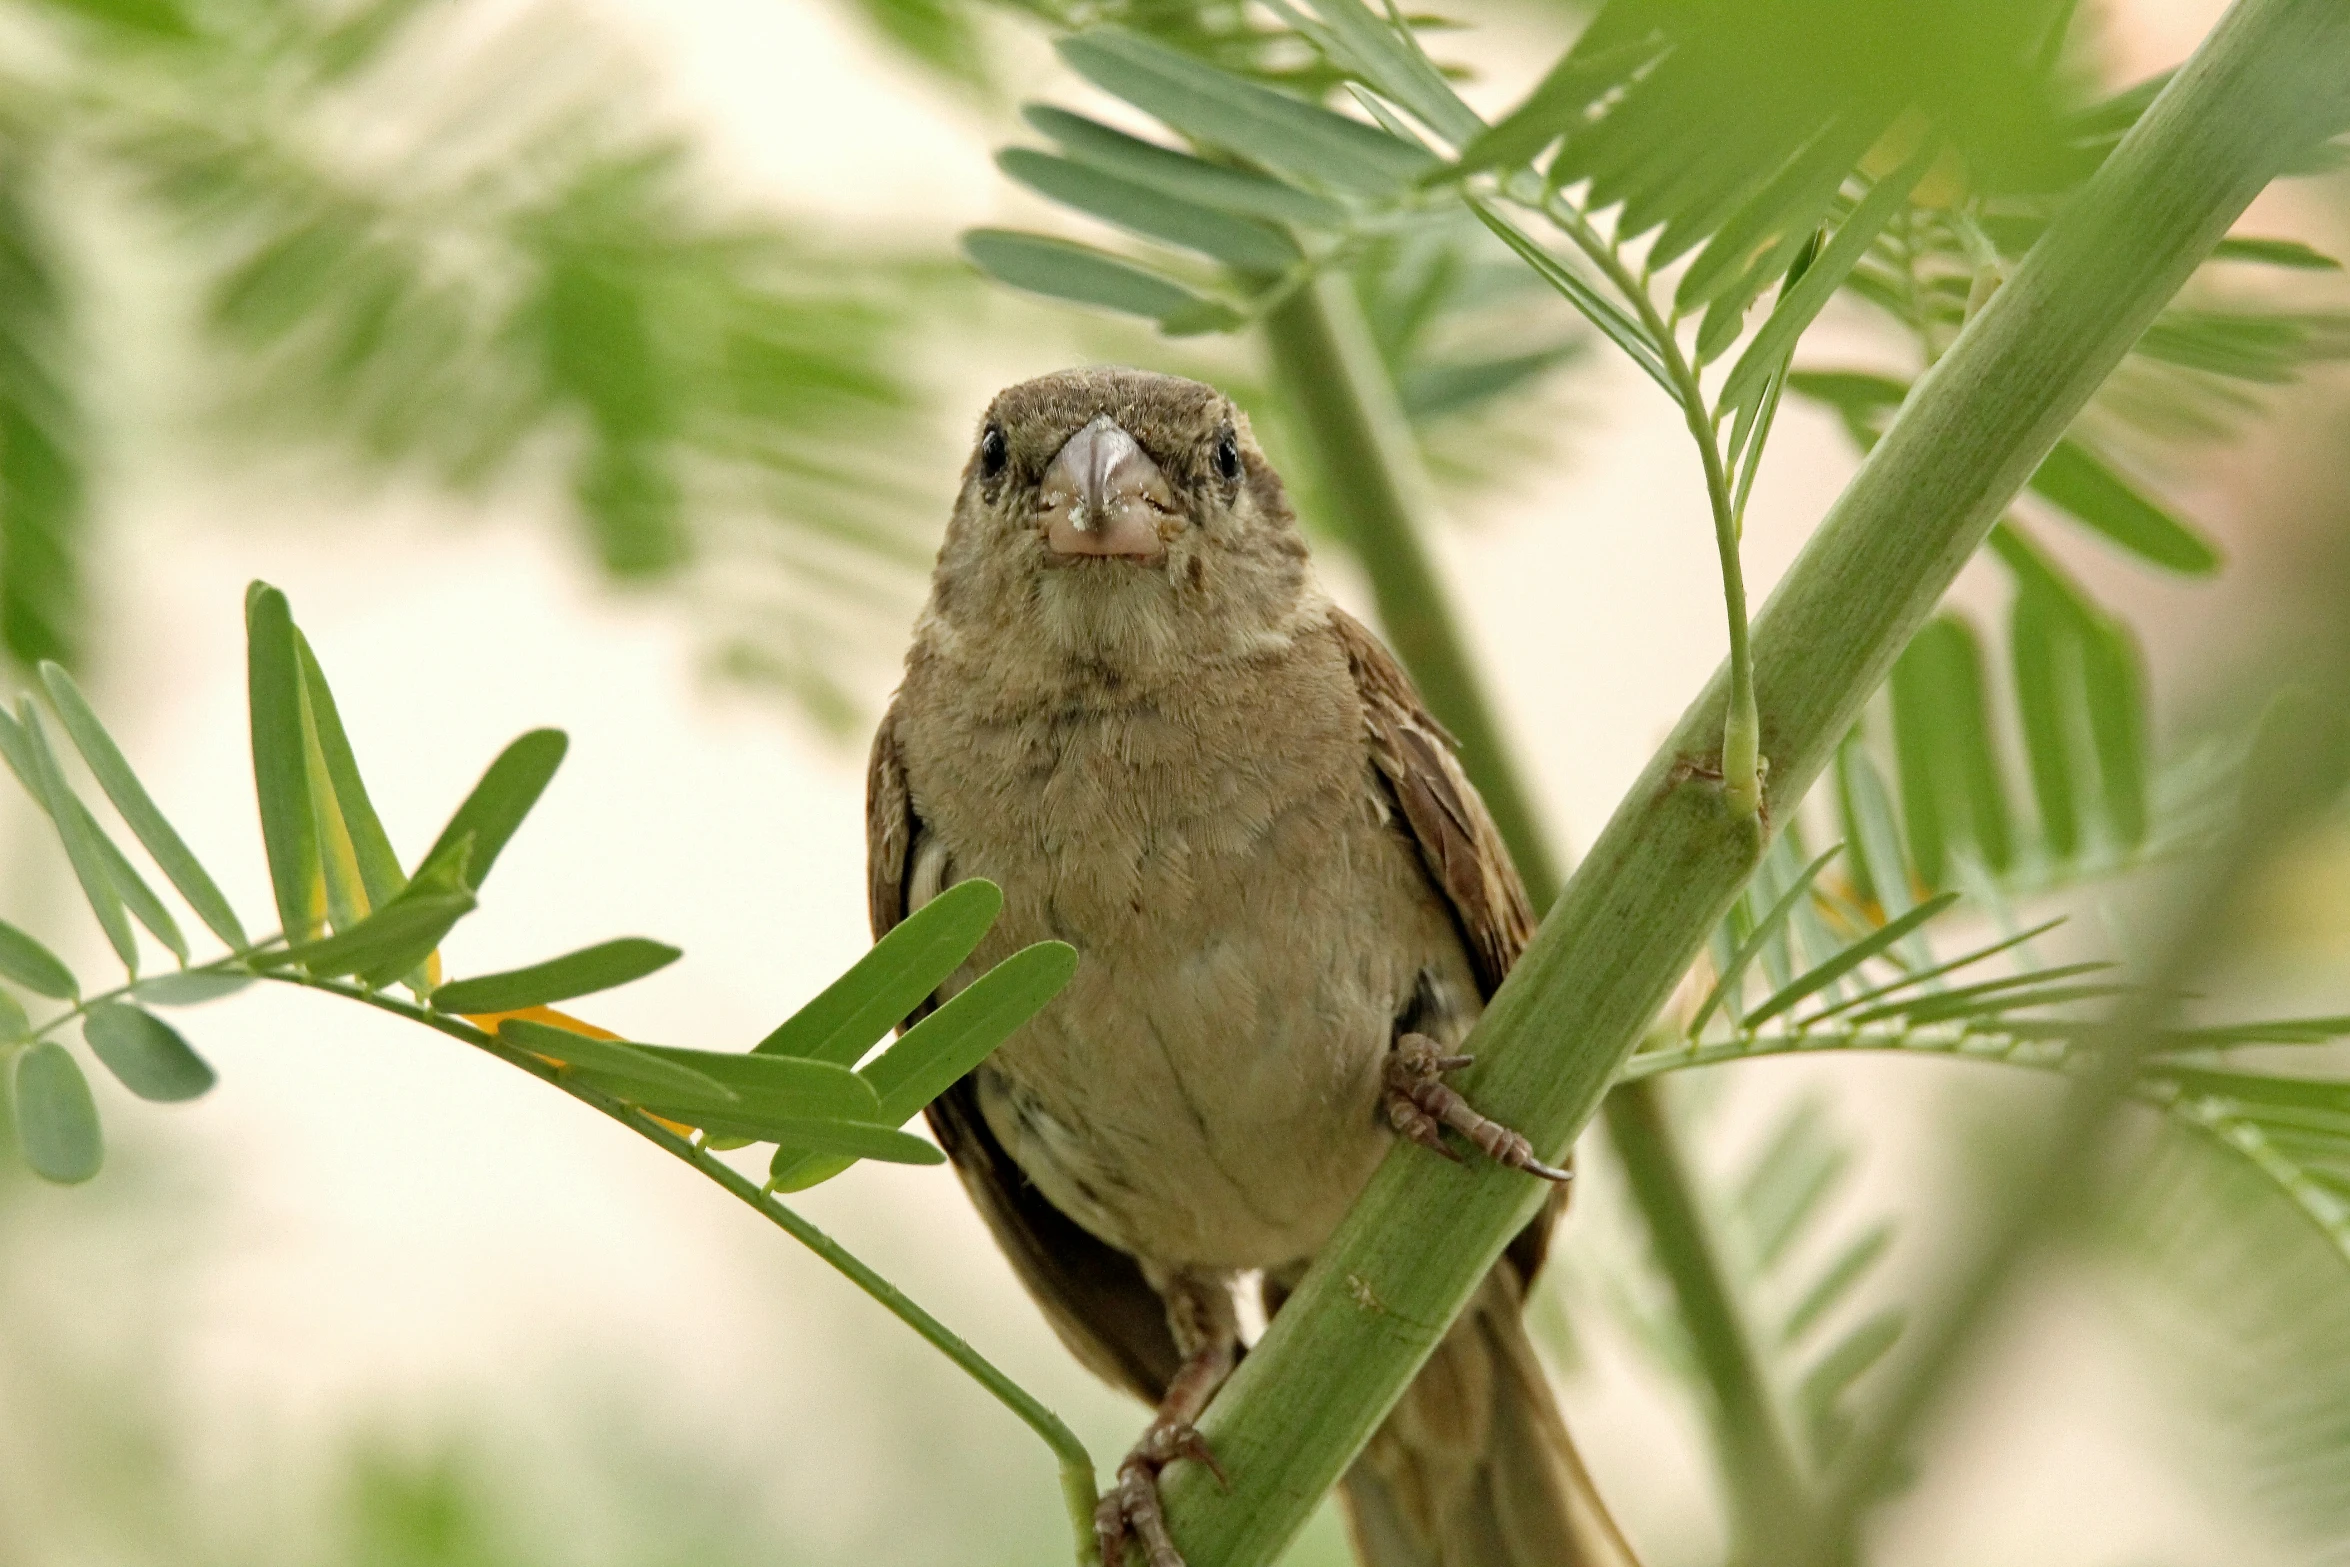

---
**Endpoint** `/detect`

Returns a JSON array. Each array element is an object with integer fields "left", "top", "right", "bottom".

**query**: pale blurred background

[{"left": 2, "top": 2, "right": 2346, "bottom": 1565}]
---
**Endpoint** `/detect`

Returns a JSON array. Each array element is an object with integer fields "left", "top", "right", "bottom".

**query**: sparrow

[{"left": 868, "top": 367, "right": 1641, "bottom": 1567}]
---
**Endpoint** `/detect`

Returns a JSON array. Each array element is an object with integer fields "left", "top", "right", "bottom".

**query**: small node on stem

[
  {"left": 1064, "top": 1462, "right": 1107, "bottom": 1567},
  {"left": 1722, "top": 701, "right": 1764, "bottom": 822}
]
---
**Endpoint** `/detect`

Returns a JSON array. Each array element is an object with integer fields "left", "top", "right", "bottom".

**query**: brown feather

[
  {"left": 1334, "top": 609, "right": 1535, "bottom": 999},
  {"left": 1330, "top": 608, "right": 1563, "bottom": 1287}
]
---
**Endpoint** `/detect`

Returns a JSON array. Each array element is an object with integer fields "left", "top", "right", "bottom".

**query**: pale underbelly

[{"left": 970, "top": 897, "right": 1469, "bottom": 1273}]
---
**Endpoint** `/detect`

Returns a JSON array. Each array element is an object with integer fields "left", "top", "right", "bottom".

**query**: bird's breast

[{"left": 895, "top": 640, "right": 1480, "bottom": 1272}]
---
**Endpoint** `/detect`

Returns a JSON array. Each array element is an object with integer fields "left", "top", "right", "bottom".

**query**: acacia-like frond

[{"left": 16, "top": 0, "right": 951, "bottom": 720}]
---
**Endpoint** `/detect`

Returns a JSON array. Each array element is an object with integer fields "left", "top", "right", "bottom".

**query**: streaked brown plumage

[{"left": 869, "top": 366, "right": 1638, "bottom": 1567}]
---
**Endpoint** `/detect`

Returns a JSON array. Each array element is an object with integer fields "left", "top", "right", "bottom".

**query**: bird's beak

[{"left": 1039, "top": 416, "right": 1175, "bottom": 559}]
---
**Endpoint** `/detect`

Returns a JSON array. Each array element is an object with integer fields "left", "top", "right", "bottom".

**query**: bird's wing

[
  {"left": 1331, "top": 609, "right": 1536, "bottom": 997},
  {"left": 1330, "top": 607, "right": 1564, "bottom": 1287},
  {"left": 867, "top": 704, "right": 1182, "bottom": 1403}
]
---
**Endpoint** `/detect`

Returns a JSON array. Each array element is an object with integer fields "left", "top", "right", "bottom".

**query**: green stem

[
  {"left": 1545, "top": 200, "right": 1764, "bottom": 822},
  {"left": 1259, "top": 260, "right": 1803, "bottom": 1551},
  {"left": 1608, "top": 1076, "right": 1809, "bottom": 1552},
  {"left": 21, "top": 944, "right": 280, "bottom": 1048},
  {"left": 268, "top": 973, "right": 1104, "bottom": 1566},
  {"left": 1162, "top": 1, "right": 2350, "bottom": 1558}
]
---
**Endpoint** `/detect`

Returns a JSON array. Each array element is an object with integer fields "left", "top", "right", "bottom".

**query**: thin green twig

[
  {"left": 1539, "top": 197, "right": 1765, "bottom": 822},
  {"left": 274, "top": 973, "right": 1105, "bottom": 1565},
  {"left": 28, "top": 954, "right": 1103, "bottom": 1566}
]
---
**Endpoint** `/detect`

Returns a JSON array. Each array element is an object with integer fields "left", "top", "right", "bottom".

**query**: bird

[{"left": 867, "top": 366, "right": 1641, "bottom": 1567}]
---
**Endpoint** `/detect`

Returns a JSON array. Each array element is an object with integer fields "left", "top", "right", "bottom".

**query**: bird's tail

[{"left": 1338, "top": 1267, "right": 1641, "bottom": 1567}]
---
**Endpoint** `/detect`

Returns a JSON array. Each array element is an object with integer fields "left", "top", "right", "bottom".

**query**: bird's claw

[
  {"left": 1096, "top": 1417, "right": 1225, "bottom": 1567},
  {"left": 1383, "top": 1033, "right": 1572, "bottom": 1183}
]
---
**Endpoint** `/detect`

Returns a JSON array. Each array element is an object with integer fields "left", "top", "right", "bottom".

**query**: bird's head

[{"left": 921, "top": 367, "right": 1314, "bottom": 680}]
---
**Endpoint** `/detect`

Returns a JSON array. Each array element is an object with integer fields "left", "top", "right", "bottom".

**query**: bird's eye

[
  {"left": 1213, "top": 427, "right": 1241, "bottom": 482},
  {"left": 979, "top": 424, "right": 1008, "bottom": 479}
]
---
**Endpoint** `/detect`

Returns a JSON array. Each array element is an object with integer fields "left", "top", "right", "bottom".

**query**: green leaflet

[
  {"left": 1995, "top": 526, "right": 2150, "bottom": 858},
  {"left": 10, "top": 1040, "right": 101, "bottom": 1183},
  {"left": 740, "top": 1118, "right": 942, "bottom": 1167},
  {"left": 618, "top": 1044, "right": 882, "bottom": 1132},
  {"left": 2208, "top": 236, "right": 2341, "bottom": 270},
  {"left": 996, "top": 150, "right": 1300, "bottom": 275},
  {"left": 0, "top": 915, "right": 76, "bottom": 999},
  {"left": 1726, "top": 230, "right": 1822, "bottom": 480},
  {"left": 1745, "top": 893, "right": 1961, "bottom": 1027},
  {"left": 1453, "top": 31, "right": 1659, "bottom": 176},
  {"left": 1836, "top": 736, "right": 1921, "bottom": 935},
  {"left": 132, "top": 970, "right": 253, "bottom": 1006},
  {"left": 1787, "top": 369, "right": 1908, "bottom": 448},
  {"left": 769, "top": 937, "right": 1077, "bottom": 1193},
  {"left": 1800, "top": 917, "right": 2067, "bottom": 1025},
  {"left": 294, "top": 630, "right": 407, "bottom": 911},
  {"left": 756, "top": 879, "right": 1001, "bottom": 1066},
  {"left": 1888, "top": 615, "right": 2014, "bottom": 889},
  {"left": 1744, "top": 829, "right": 1812, "bottom": 993},
  {"left": 0, "top": 145, "right": 89, "bottom": 672},
  {"left": 2136, "top": 306, "right": 2350, "bottom": 384},
  {"left": 430, "top": 938, "right": 681, "bottom": 1014},
  {"left": 1734, "top": 1096, "right": 1851, "bottom": 1271},
  {"left": 415, "top": 729, "right": 567, "bottom": 892},
  {"left": 1718, "top": 148, "right": 1930, "bottom": 403},
  {"left": 1398, "top": 347, "right": 1586, "bottom": 423},
  {"left": 2011, "top": 570, "right": 2086, "bottom": 859},
  {"left": 246, "top": 582, "right": 326, "bottom": 944},
  {"left": 14, "top": 701, "right": 144, "bottom": 970},
  {"left": 1057, "top": 28, "right": 1436, "bottom": 196},
  {"left": 1794, "top": 373, "right": 2224, "bottom": 575},
  {"left": 1023, "top": 106, "right": 1347, "bottom": 228},
  {"left": 82, "top": 1000, "right": 216, "bottom": 1102},
  {"left": 39, "top": 661, "right": 249, "bottom": 950},
  {"left": 962, "top": 230, "right": 1241, "bottom": 334},
  {"left": 1257, "top": 0, "right": 1480, "bottom": 149},
  {"left": 1841, "top": 962, "right": 2117, "bottom": 1025},
  {"left": 35, "top": 0, "right": 195, "bottom": 38},
  {"left": 1878, "top": 977, "right": 2133, "bottom": 1025},
  {"left": 1781, "top": 1222, "right": 1894, "bottom": 1344},
  {"left": 1800, "top": 1308, "right": 1905, "bottom": 1459},
  {"left": 1676, "top": 121, "right": 1875, "bottom": 318},
  {"left": 300, "top": 667, "right": 368, "bottom": 938},
  {"left": 2028, "top": 440, "right": 2219, "bottom": 574},
  {"left": 497, "top": 1018, "right": 735, "bottom": 1101},
  {"left": 844, "top": 0, "right": 987, "bottom": 89},
  {"left": 1466, "top": 199, "right": 1669, "bottom": 392},
  {"left": 264, "top": 840, "right": 475, "bottom": 985},
  {"left": 1693, "top": 844, "right": 1842, "bottom": 1033}
]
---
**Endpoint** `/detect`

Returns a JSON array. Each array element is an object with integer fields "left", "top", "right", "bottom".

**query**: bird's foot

[
  {"left": 1095, "top": 1416, "right": 1227, "bottom": 1567},
  {"left": 1383, "top": 1033, "right": 1572, "bottom": 1183}
]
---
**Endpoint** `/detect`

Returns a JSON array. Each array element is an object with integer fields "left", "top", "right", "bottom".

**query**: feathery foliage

[{"left": 0, "top": 0, "right": 953, "bottom": 716}]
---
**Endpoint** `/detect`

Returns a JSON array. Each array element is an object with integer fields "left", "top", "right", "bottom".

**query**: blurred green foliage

[{"left": 0, "top": 0, "right": 958, "bottom": 720}]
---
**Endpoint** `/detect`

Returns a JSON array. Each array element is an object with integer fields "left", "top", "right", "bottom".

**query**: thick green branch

[
  {"left": 1258, "top": 266, "right": 1802, "bottom": 1550},
  {"left": 1166, "top": 2, "right": 2350, "bottom": 1559}
]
